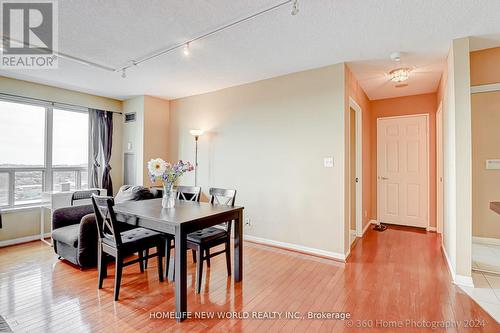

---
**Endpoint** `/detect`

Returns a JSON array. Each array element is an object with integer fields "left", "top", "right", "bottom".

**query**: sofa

[{"left": 51, "top": 185, "right": 161, "bottom": 268}]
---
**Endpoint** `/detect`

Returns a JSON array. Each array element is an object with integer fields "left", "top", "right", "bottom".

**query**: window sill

[{"left": 1, "top": 205, "right": 43, "bottom": 214}]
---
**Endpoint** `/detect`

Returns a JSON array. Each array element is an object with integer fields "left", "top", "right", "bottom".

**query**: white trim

[
  {"left": 357, "top": 219, "right": 374, "bottom": 237},
  {"left": 348, "top": 97, "right": 363, "bottom": 241},
  {"left": 426, "top": 226, "right": 437, "bottom": 232},
  {"left": 441, "top": 242, "right": 474, "bottom": 287},
  {"left": 244, "top": 235, "right": 347, "bottom": 262},
  {"left": 0, "top": 233, "right": 51, "bottom": 248},
  {"left": 471, "top": 83, "right": 500, "bottom": 94},
  {"left": 376, "top": 114, "right": 430, "bottom": 229},
  {"left": 436, "top": 102, "right": 443, "bottom": 234},
  {"left": 472, "top": 236, "right": 500, "bottom": 246}
]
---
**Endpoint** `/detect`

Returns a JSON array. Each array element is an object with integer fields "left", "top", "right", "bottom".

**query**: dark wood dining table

[{"left": 113, "top": 198, "right": 244, "bottom": 322}]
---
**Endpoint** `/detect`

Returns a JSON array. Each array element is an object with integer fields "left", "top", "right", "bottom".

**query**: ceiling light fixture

[
  {"left": 121, "top": 68, "right": 127, "bottom": 78},
  {"left": 291, "top": 0, "right": 299, "bottom": 15},
  {"left": 183, "top": 43, "right": 190, "bottom": 56},
  {"left": 389, "top": 68, "right": 410, "bottom": 83}
]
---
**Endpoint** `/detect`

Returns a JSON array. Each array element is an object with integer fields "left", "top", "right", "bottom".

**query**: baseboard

[
  {"left": 472, "top": 236, "right": 500, "bottom": 246},
  {"left": 0, "top": 233, "right": 50, "bottom": 248},
  {"left": 426, "top": 226, "right": 437, "bottom": 232},
  {"left": 440, "top": 243, "right": 474, "bottom": 288},
  {"left": 244, "top": 235, "right": 347, "bottom": 262},
  {"left": 370, "top": 219, "right": 378, "bottom": 225}
]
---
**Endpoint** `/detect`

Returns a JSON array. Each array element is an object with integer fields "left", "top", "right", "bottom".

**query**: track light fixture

[
  {"left": 114, "top": 0, "right": 295, "bottom": 77},
  {"left": 183, "top": 43, "right": 190, "bottom": 56},
  {"left": 291, "top": 0, "right": 299, "bottom": 15}
]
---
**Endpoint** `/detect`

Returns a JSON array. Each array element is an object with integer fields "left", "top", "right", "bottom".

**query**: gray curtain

[
  {"left": 89, "top": 109, "right": 113, "bottom": 195},
  {"left": 99, "top": 110, "right": 113, "bottom": 196},
  {"left": 89, "top": 109, "right": 101, "bottom": 188}
]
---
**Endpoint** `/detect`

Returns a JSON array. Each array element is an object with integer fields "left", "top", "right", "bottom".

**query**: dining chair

[
  {"left": 187, "top": 187, "right": 236, "bottom": 293},
  {"left": 71, "top": 189, "right": 100, "bottom": 206},
  {"left": 159, "top": 186, "right": 201, "bottom": 277},
  {"left": 91, "top": 195, "right": 164, "bottom": 301}
]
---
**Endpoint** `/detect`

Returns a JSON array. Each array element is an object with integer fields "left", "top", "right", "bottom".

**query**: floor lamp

[{"left": 190, "top": 129, "right": 204, "bottom": 186}]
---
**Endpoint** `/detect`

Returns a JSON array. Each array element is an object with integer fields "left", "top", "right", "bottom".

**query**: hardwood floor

[{"left": 1, "top": 226, "right": 499, "bottom": 332}]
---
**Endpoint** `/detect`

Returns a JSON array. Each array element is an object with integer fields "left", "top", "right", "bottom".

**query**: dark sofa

[{"left": 51, "top": 185, "right": 161, "bottom": 268}]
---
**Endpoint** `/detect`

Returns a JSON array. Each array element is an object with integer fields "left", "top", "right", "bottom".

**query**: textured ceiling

[{"left": 0, "top": 0, "right": 499, "bottom": 100}]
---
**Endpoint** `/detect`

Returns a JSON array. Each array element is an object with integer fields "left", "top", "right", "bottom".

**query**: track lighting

[
  {"left": 183, "top": 43, "right": 190, "bottom": 56},
  {"left": 291, "top": 0, "right": 299, "bottom": 15}
]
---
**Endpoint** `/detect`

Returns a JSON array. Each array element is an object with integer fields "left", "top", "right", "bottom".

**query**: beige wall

[
  {"left": 0, "top": 77, "right": 123, "bottom": 243},
  {"left": 436, "top": 37, "right": 472, "bottom": 280},
  {"left": 370, "top": 93, "right": 438, "bottom": 228},
  {"left": 143, "top": 96, "right": 170, "bottom": 187},
  {"left": 122, "top": 95, "right": 170, "bottom": 186},
  {"left": 169, "top": 64, "right": 348, "bottom": 257},
  {"left": 470, "top": 47, "right": 500, "bottom": 86},
  {"left": 470, "top": 47, "right": 500, "bottom": 239},
  {"left": 472, "top": 91, "right": 500, "bottom": 238}
]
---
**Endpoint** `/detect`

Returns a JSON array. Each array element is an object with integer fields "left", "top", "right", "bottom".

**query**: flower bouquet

[{"left": 147, "top": 158, "right": 194, "bottom": 208}]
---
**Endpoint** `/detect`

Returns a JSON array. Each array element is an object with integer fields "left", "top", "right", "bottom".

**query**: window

[{"left": 0, "top": 98, "right": 90, "bottom": 208}]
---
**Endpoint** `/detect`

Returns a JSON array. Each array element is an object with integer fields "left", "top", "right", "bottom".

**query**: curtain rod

[{"left": 0, "top": 92, "right": 123, "bottom": 114}]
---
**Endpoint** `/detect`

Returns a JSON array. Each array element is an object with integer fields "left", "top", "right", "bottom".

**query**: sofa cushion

[
  {"left": 52, "top": 224, "right": 80, "bottom": 248},
  {"left": 115, "top": 185, "right": 155, "bottom": 204}
]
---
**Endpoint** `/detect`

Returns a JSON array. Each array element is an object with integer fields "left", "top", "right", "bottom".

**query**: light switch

[
  {"left": 324, "top": 157, "right": 334, "bottom": 168},
  {"left": 127, "top": 142, "right": 133, "bottom": 150}
]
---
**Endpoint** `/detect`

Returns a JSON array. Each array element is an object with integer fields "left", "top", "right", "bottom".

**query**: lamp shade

[{"left": 190, "top": 129, "right": 205, "bottom": 137}]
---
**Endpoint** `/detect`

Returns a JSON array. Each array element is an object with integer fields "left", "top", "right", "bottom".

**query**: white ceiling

[{"left": 1, "top": 0, "right": 500, "bottom": 101}]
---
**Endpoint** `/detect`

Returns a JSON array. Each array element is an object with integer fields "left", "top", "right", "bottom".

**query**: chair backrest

[
  {"left": 209, "top": 187, "right": 237, "bottom": 232},
  {"left": 91, "top": 194, "right": 122, "bottom": 247},
  {"left": 175, "top": 185, "right": 201, "bottom": 202},
  {"left": 71, "top": 189, "right": 100, "bottom": 206}
]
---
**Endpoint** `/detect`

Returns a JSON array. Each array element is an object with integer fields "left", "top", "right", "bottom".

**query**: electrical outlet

[{"left": 244, "top": 218, "right": 251, "bottom": 228}]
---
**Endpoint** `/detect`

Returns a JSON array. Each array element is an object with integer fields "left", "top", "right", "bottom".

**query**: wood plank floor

[{"left": 1, "top": 226, "right": 499, "bottom": 332}]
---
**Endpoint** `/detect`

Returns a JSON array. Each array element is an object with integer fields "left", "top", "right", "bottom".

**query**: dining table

[{"left": 113, "top": 198, "right": 244, "bottom": 322}]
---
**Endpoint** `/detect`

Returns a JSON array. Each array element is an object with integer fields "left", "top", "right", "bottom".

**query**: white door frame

[
  {"left": 349, "top": 97, "right": 363, "bottom": 237},
  {"left": 376, "top": 113, "right": 430, "bottom": 230},
  {"left": 436, "top": 102, "right": 443, "bottom": 234}
]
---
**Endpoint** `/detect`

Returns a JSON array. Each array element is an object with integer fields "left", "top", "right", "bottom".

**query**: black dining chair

[
  {"left": 71, "top": 189, "right": 100, "bottom": 206},
  {"left": 188, "top": 188, "right": 236, "bottom": 293},
  {"left": 91, "top": 195, "right": 164, "bottom": 301},
  {"left": 151, "top": 186, "right": 202, "bottom": 277}
]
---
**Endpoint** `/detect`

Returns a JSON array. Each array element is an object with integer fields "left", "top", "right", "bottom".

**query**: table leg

[
  {"left": 234, "top": 210, "right": 243, "bottom": 282},
  {"left": 174, "top": 226, "right": 187, "bottom": 322}
]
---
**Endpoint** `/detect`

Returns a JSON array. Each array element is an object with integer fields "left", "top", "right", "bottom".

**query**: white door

[{"left": 377, "top": 115, "right": 428, "bottom": 228}]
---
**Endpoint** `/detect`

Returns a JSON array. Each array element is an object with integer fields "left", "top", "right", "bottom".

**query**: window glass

[
  {"left": 0, "top": 173, "right": 8, "bottom": 206},
  {"left": 53, "top": 171, "right": 76, "bottom": 191},
  {"left": 80, "top": 170, "right": 88, "bottom": 189},
  {"left": 15, "top": 171, "right": 43, "bottom": 205},
  {"left": 52, "top": 109, "right": 89, "bottom": 167},
  {"left": 0, "top": 101, "right": 45, "bottom": 167}
]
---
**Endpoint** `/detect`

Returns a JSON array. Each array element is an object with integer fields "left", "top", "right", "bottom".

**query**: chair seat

[
  {"left": 187, "top": 227, "right": 227, "bottom": 244},
  {"left": 102, "top": 227, "right": 161, "bottom": 247},
  {"left": 52, "top": 224, "right": 80, "bottom": 248}
]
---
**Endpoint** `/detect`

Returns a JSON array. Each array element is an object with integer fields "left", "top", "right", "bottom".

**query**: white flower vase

[{"left": 162, "top": 183, "right": 176, "bottom": 209}]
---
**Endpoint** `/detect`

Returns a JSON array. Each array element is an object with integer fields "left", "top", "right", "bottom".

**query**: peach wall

[
  {"left": 345, "top": 65, "right": 373, "bottom": 231},
  {"left": 370, "top": 93, "right": 438, "bottom": 227},
  {"left": 470, "top": 47, "right": 500, "bottom": 86}
]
